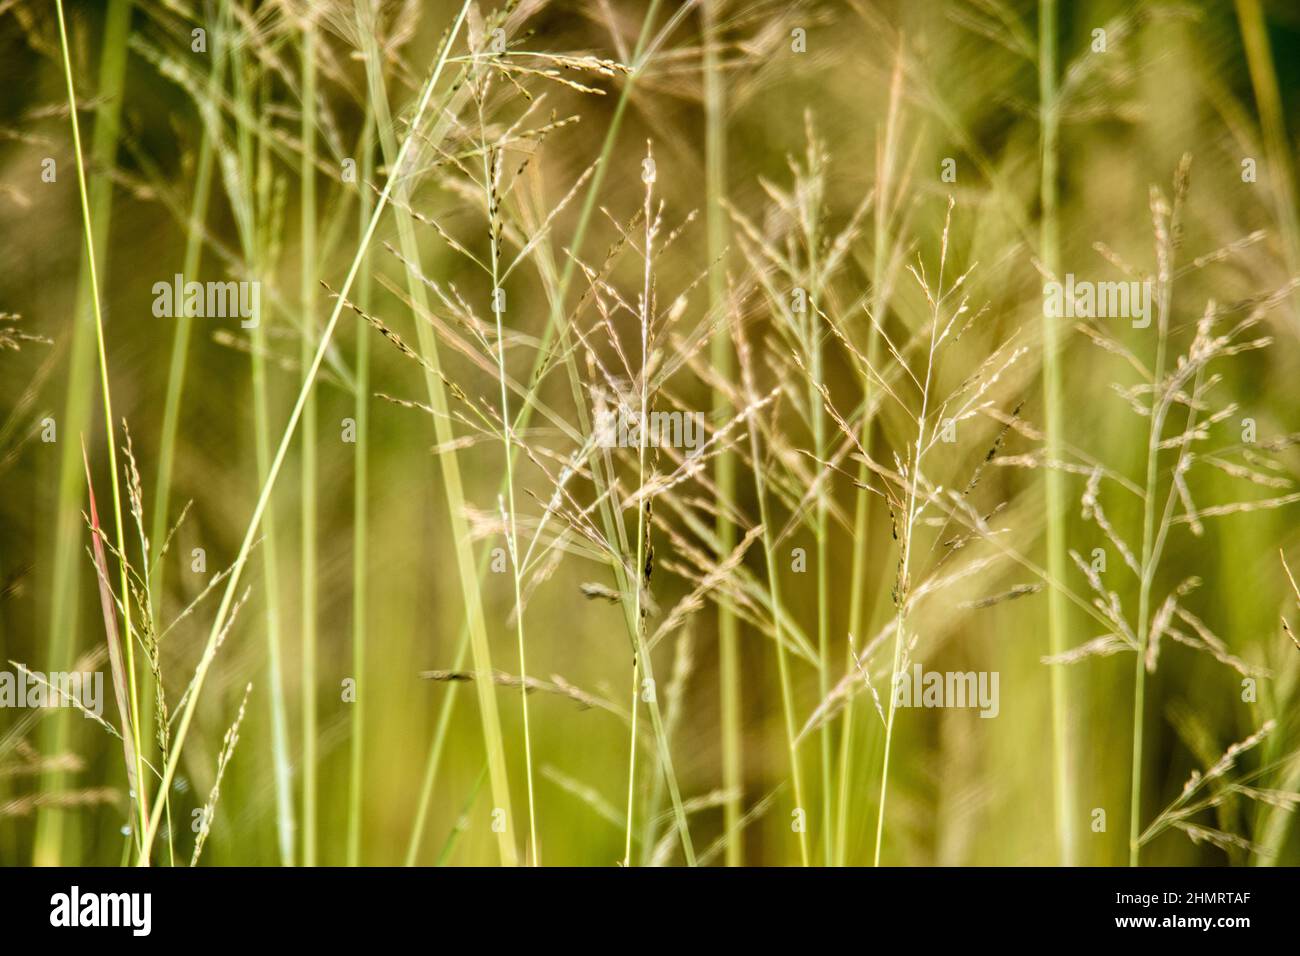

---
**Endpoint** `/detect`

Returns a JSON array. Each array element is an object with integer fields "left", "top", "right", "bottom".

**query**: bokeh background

[{"left": 2, "top": 0, "right": 1300, "bottom": 866}]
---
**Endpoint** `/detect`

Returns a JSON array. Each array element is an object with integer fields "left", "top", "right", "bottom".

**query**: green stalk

[
  {"left": 35, "top": 0, "right": 131, "bottom": 866},
  {"left": 1235, "top": 0, "right": 1300, "bottom": 321},
  {"left": 137, "top": 1, "right": 475, "bottom": 865},
  {"left": 702, "top": 0, "right": 742, "bottom": 867},
  {"left": 1129, "top": 428, "right": 1164, "bottom": 866},
  {"left": 743, "top": 368, "right": 809, "bottom": 868},
  {"left": 150, "top": 2, "right": 227, "bottom": 624},
  {"left": 497, "top": 1, "right": 699, "bottom": 866},
  {"left": 299, "top": 13, "right": 319, "bottom": 869},
  {"left": 873, "top": 257, "right": 941, "bottom": 867},
  {"left": 622, "top": 659, "right": 641, "bottom": 867},
  {"left": 350, "top": 0, "right": 453, "bottom": 870},
  {"left": 347, "top": 111, "right": 375, "bottom": 869},
  {"left": 435, "top": 765, "right": 487, "bottom": 866},
  {"left": 535, "top": 5, "right": 696, "bottom": 867},
  {"left": 838, "top": 109, "right": 895, "bottom": 865},
  {"left": 603, "top": 143, "right": 694, "bottom": 867},
  {"left": 359, "top": 1, "right": 518, "bottom": 866},
  {"left": 810, "top": 289, "right": 832, "bottom": 867},
  {"left": 1130, "top": 204, "right": 1175, "bottom": 869},
  {"left": 402, "top": 0, "right": 666, "bottom": 864},
  {"left": 1038, "top": 0, "right": 1076, "bottom": 866},
  {"left": 146, "top": 4, "right": 228, "bottom": 801},
  {"left": 54, "top": 0, "right": 149, "bottom": 851},
  {"left": 403, "top": 635, "right": 470, "bottom": 865},
  {"left": 481, "top": 113, "right": 539, "bottom": 864},
  {"left": 234, "top": 48, "right": 297, "bottom": 866},
  {"left": 623, "top": 164, "right": 658, "bottom": 868}
]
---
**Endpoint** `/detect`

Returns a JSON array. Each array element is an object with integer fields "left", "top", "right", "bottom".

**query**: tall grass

[
  {"left": 347, "top": 95, "right": 375, "bottom": 873},
  {"left": 736, "top": 317, "right": 810, "bottom": 868},
  {"left": 136, "top": 3, "right": 475, "bottom": 863},
  {"left": 151, "top": 3, "right": 228, "bottom": 622},
  {"left": 1235, "top": 0, "right": 1300, "bottom": 321},
  {"left": 34, "top": 0, "right": 132, "bottom": 867},
  {"left": 1129, "top": 160, "right": 1185, "bottom": 866},
  {"left": 839, "top": 48, "right": 904, "bottom": 866},
  {"left": 53, "top": 0, "right": 149, "bottom": 855},
  {"left": 299, "top": 8, "right": 320, "bottom": 869},
  {"left": 478, "top": 82, "right": 539, "bottom": 864},
  {"left": 9, "top": 0, "right": 1300, "bottom": 871},
  {"left": 1037, "top": 0, "right": 1076, "bottom": 867},
  {"left": 239, "top": 60, "right": 297, "bottom": 869},
  {"left": 872, "top": 203, "right": 950, "bottom": 866},
  {"left": 356, "top": 0, "right": 518, "bottom": 866},
  {"left": 702, "top": 0, "right": 741, "bottom": 868}
]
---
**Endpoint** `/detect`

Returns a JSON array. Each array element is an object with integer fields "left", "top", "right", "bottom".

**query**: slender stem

[
  {"left": 365, "top": 5, "right": 518, "bottom": 867},
  {"left": 1130, "top": 220, "right": 1174, "bottom": 869},
  {"left": 1130, "top": 427, "right": 1162, "bottom": 867},
  {"left": 151, "top": 0, "right": 227, "bottom": 623},
  {"left": 55, "top": 0, "right": 150, "bottom": 852},
  {"left": 1038, "top": 0, "right": 1076, "bottom": 866},
  {"left": 347, "top": 110, "right": 374, "bottom": 869},
  {"left": 873, "top": 268, "right": 940, "bottom": 868},
  {"left": 810, "top": 290, "right": 832, "bottom": 867},
  {"left": 480, "top": 96, "right": 539, "bottom": 863},
  {"left": 702, "top": 0, "right": 741, "bottom": 868},
  {"left": 839, "top": 61, "right": 900, "bottom": 865},
  {"left": 299, "top": 14, "right": 319, "bottom": 868},
  {"left": 144, "top": 9, "right": 225, "bottom": 819},
  {"left": 403, "top": 638, "right": 467, "bottom": 865},
  {"left": 233, "top": 50, "right": 297, "bottom": 867},
  {"left": 744, "top": 393, "right": 809, "bottom": 868},
  {"left": 349, "top": 0, "right": 468, "bottom": 868},
  {"left": 394, "top": 0, "right": 669, "bottom": 867},
  {"left": 35, "top": 0, "right": 131, "bottom": 867},
  {"left": 1235, "top": 0, "right": 1300, "bottom": 323},
  {"left": 622, "top": 659, "right": 640, "bottom": 866},
  {"left": 137, "top": 4, "right": 474, "bottom": 862},
  {"left": 626, "top": 154, "right": 655, "bottom": 867}
]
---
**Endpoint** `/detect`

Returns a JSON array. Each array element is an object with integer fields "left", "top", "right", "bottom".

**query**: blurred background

[{"left": 2, "top": 0, "right": 1300, "bottom": 866}]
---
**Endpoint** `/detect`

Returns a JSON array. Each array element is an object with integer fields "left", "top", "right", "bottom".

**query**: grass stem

[
  {"left": 1038, "top": 0, "right": 1076, "bottom": 867},
  {"left": 54, "top": 0, "right": 149, "bottom": 852}
]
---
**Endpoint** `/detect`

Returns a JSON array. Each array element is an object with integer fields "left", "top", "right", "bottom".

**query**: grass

[
  {"left": 701, "top": 0, "right": 741, "bottom": 868},
  {"left": 872, "top": 201, "right": 950, "bottom": 866},
  {"left": 1130, "top": 159, "right": 1191, "bottom": 865},
  {"left": 737, "top": 315, "right": 810, "bottom": 868},
  {"left": 33, "top": 0, "right": 132, "bottom": 867},
  {"left": 135, "top": 3, "right": 475, "bottom": 864},
  {"left": 299, "top": 7, "right": 319, "bottom": 869},
  {"left": 347, "top": 73, "right": 375, "bottom": 873},
  {"left": 838, "top": 46, "right": 905, "bottom": 867},
  {"left": 478, "top": 73, "right": 539, "bottom": 864},
  {"left": 230, "top": 25, "right": 295, "bottom": 867},
  {"left": 1037, "top": 0, "right": 1076, "bottom": 867},
  {"left": 7, "top": 0, "right": 1300, "bottom": 870},
  {"left": 53, "top": 0, "right": 148, "bottom": 854},
  {"left": 358, "top": 0, "right": 517, "bottom": 866}
]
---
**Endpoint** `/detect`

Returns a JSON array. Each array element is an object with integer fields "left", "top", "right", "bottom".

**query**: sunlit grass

[{"left": 4, "top": 0, "right": 1300, "bottom": 870}]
